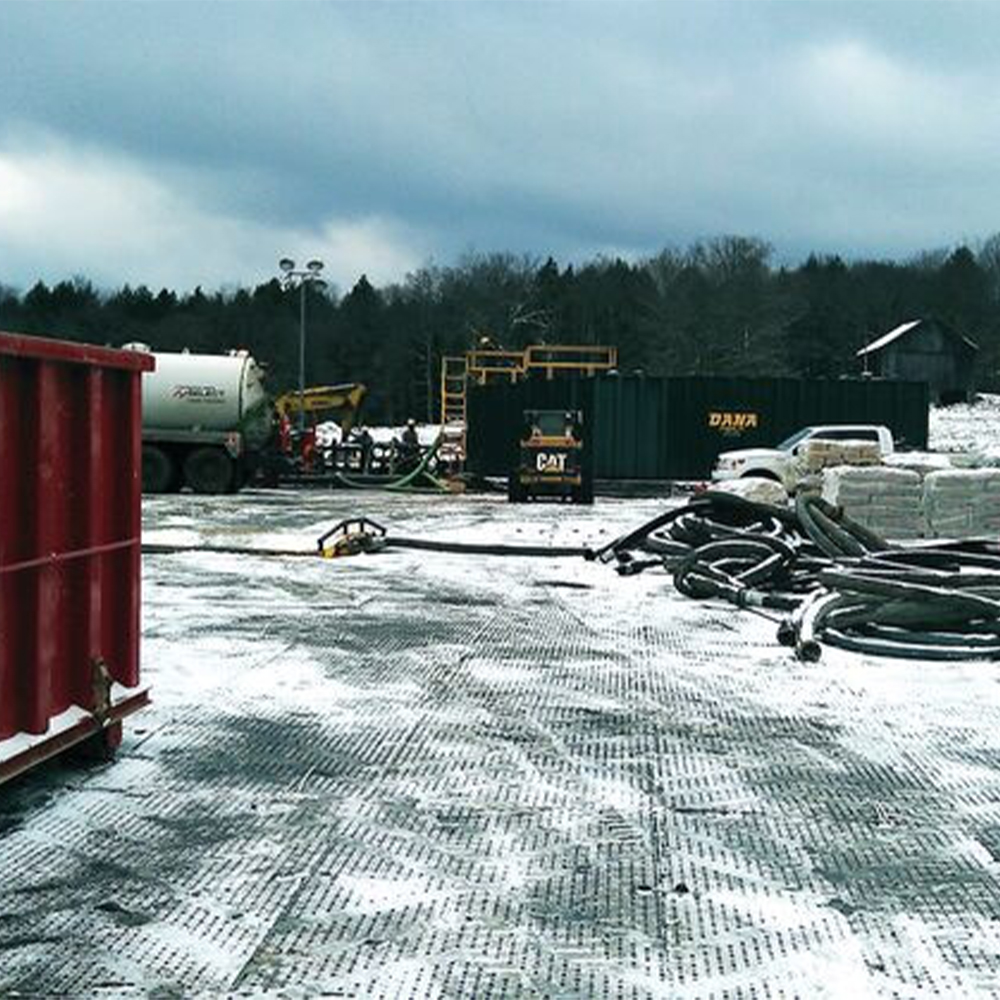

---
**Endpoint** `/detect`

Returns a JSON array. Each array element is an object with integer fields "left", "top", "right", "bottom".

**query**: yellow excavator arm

[{"left": 274, "top": 383, "right": 367, "bottom": 432}]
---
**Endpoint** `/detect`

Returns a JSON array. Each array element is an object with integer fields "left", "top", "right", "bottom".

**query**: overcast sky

[{"left": 1, "top": 1, "right": 998, "bottom": 296}]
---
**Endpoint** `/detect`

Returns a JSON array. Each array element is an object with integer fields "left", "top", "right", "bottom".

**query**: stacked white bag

[
  {"left": 924, "top": 469, "right": 1000, "bottom": 537},
  {"left": 799, "top": 438, "right": 881, "bottom": 473},
  {"left": 821, "top": 466, "right": 925, "bottom": 539},
  {"left": 710, "top": 476, "right": 789, "bottom": 506}
]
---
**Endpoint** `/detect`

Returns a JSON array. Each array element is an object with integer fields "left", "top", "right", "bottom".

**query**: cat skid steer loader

[{"left": 508, "top": 409, "right": 593, "bottom": 504}]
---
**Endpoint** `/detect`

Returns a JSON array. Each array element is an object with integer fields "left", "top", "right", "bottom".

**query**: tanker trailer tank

[{"left": 125, "top": 344, "right": 273, "bottom": 494}]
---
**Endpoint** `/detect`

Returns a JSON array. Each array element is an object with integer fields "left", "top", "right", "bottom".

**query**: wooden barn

[{"left": 856, "top": 318, "right": 978, "bottom": 404}]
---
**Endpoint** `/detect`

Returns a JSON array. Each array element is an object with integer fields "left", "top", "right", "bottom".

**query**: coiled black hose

[{"left": 604, "top": 490, "right": 1000, "bottom": 662}]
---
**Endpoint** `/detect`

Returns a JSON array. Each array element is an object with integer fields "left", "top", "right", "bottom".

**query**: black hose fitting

[{"left": 776, "top": 619, "right": 797, "bottom": 647}]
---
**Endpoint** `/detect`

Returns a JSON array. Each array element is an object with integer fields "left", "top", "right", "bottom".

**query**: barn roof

[{"left": 856, "top": 318, "right": 978, "bottom": 357}]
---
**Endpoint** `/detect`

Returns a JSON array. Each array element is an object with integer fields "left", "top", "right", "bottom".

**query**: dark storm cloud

[{"left": 1, "top": 1, "right": 999, "bottom": 291}]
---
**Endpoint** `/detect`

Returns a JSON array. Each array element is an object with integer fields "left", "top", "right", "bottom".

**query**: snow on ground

[{"left": 929, "top": 393, "right": 1000, "bottom": 459}]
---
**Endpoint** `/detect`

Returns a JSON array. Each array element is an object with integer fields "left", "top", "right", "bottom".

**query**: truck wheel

[
  {"left": 184, "top": 447, "right": 234, "bottom": 494},
  {"left": 228, "top": 460, "right": 248, "bottom": 493},
  {"left": 507, "top": 473, "right": 526, "bottom": 503},
  {"left": 142, "top": 445, "right": 177, "bottom": 494}
]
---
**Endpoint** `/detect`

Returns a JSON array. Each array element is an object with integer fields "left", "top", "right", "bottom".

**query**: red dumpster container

[{"left": 0, "top": 332, "right": 154, "bottom": 782}]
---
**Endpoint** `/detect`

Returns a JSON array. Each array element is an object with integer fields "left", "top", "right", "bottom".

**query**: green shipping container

[{"left": 466, "top": 375, "right": 929, "bottom": 480}]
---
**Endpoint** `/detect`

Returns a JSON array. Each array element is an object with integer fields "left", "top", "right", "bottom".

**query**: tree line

[{"left": 2, "top": 234, "right": 999, "bottom": 424}]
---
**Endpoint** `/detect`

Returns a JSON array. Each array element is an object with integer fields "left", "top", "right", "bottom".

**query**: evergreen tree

[{"left": 1, "top": 231, "right": 995, "bottom": 402}]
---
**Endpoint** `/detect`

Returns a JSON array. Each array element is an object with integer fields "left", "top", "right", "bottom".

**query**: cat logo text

[{"left": 535, "top": 452, "right": 568, "bottom": 474}]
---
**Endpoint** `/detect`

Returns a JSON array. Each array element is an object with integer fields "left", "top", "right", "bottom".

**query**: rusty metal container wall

[{"left": 0, "top": 333, "right": 153, "bottom": 739}]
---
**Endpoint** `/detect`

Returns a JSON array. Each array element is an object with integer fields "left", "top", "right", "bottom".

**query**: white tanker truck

[{"left": 125, "top": 345, "right": 273, "bottom": 494}]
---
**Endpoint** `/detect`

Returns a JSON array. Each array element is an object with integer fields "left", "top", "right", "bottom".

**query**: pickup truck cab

[{"left": 711, "top": 424, "right": 895, "bottom": 490}]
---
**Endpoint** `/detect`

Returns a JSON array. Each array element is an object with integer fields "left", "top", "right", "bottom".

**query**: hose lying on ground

[
  {"left": 599, "top": 490, "right": 1000, "bottom": 662},
  {"left": 145, "top": 487, "right": 1000, "bottom": 661},
  {"left": 313, "top": 516, "right": 591, "bottom": 558},
  {"left": 143, "top": 538, "right": 590, "bottom": 559},
  {"left": 145, "top": 510, "right": 591, "bottom": 560},
  {"left": 380, "top": 538, "right": 589, "bottom": 557},
  {"left": 142, "top": 542, "right": 320, "bottom": 557},
  {"left": 334, "top": 433, "right": 453, "bottom": 493}
]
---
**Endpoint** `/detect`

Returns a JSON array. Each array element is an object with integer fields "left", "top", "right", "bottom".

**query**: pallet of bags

[
  {"left": 709, "top": 476, "right": 789, "bottom": 506},
  {"left": 924, "top": 469, "right": 1000, "bottom": 538},
  {"left": 821, "top": 465, "right": 925, "bottom": 539},
  {"left": 800, "top": 439, "right": 844, "bottom": 473},
  {"left": 883, "top": 451, "right": 952, "bottom": 475},
  {"left": 839, "top": 439, "right": 882, "bottom": 466},
  {"left": 800, "top": 438, "right": 882, "bottom": 473}
]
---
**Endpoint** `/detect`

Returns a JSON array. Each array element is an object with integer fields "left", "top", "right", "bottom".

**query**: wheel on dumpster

[
  {"left": 142, "top": 445, "right": 178, "bottom": 493},
  {"left": 183, "top": 447, "right": 234, "bottom": 494}
]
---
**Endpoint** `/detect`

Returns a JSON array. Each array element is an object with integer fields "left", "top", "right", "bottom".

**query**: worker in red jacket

[
  {"left": 278, "top": 413, "right": 292, "bottom": 455},
  {"left": 300, "top": 425, "right": 317, "bottom": 473}
]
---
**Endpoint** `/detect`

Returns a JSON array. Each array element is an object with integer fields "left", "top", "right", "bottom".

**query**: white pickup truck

[{"left": 711, "top": 424, "right": 895, "bottom": 490}]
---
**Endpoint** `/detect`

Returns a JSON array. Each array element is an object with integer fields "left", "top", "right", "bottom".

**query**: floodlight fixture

[{"left": 278, "top": 254, "right": 327, "bottom": 436}]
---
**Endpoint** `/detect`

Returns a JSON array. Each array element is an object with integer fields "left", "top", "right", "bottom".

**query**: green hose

[{"left": 334, "top": 432, "right": 451, "bottom": 493}]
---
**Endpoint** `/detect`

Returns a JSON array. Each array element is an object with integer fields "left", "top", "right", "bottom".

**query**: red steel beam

[{"left": 0, "top": 689, "right": 150, "bottom": 784}]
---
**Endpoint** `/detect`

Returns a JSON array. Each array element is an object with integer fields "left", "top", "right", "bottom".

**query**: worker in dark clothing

[
  {"left": 397, "top": 418, "right": 421, "bottom": 473},
  {"left": 357, "top": 425, "right": 374, "bottom": 473},
  {"left": 348, "top": 424, "right": 374, "bottom": 472}
]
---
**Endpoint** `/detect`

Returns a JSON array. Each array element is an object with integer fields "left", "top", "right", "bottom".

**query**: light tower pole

[{"left": 278, "top": 257, "right": 326, "bottom": 432}]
